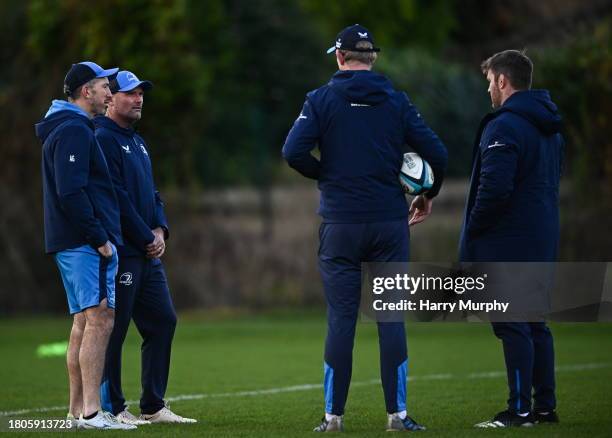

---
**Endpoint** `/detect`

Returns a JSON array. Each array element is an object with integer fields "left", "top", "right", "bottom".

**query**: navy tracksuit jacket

[
  {"left": 94, "top": 116, "right": 176, "bottom": 415},
  {"left": 35, "top": 102, "right": 122, "bottom": 253},
  {"left": 460, "top": 90, "right": 563, "bottom": 414},
  {"left": 283, "top": 69, "right": 448, "bottom": 415}
]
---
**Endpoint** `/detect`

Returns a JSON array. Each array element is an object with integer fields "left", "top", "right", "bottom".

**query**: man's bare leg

[
  {"left": 67, "top": 312, "right": 86, "bottom": 417},
  {"left": 80, "top": 298, "right": 114, "bottom": 416}
]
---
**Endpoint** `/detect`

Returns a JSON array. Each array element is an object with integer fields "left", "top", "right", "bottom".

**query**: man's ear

[
  {"left": 336, "top": 51, "right": 345, "bottom": 66},
  {"left": 81, "top": 84, "right": 91, "bottom": 99},
  {"left": 498, "top": 73, "right": 508, "bottom": 90}
]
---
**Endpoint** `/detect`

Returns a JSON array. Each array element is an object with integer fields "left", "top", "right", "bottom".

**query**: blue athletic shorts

[{"left": 55, "top": 243, "right": 119, "bottom": 315}]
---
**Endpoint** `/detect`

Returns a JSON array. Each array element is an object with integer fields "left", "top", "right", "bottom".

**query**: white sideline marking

[{"left": 1, "top": 362, "right": 609, "bottom": 417}]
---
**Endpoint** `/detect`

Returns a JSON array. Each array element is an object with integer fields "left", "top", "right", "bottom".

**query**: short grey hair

[{"left": 340, "top": 40, "right": 377, "bottom": 66}]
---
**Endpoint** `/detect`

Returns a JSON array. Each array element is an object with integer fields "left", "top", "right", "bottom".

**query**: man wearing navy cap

[
  {"left": 95, "top": 71, "right": 195, "bottom": 424},
  {"left": 283, "top": 25, "right": 448, "bottom": 432},
  {"left": 35, "top": 61, "right": 135, "bottom": 430}
]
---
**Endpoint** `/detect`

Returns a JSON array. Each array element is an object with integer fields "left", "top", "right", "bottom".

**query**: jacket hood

[
  {"left": 35, "top": 100, "right": 93, "bottom": 143},
  {"left": 93, "top": 115, "right": 135, "bottom": 136},
  {"left": 328, "top": 70, "right": 394, "bottom": 105},
  {"left": 501, "top": 90, "right": 562, "bottom": 135}
]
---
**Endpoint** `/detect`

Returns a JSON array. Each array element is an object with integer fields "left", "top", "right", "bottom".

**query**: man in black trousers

[
  {"left": 459, "top": 50, "right": 563, "bottom": 427},
  {"left": 95, "top": 70, "right": 196, "bottom": 425},
  {"left": 283, "top": 25, "right": 448, "bottom": 432}
]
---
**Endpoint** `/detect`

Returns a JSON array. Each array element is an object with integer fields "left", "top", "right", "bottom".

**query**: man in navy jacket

[
  {"left": 283, "top": 25, "right": 448, "bottom": 432},
  {"left": 95, "top": 71, "right": 195, "bottom": 424},
  {"left": 460, "top": 50, "right": 563, "bottom": 428},
  {"left": 35, "top": 62, "right": 134, "bottom": 430}
]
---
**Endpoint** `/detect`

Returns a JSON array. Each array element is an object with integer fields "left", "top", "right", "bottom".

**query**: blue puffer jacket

[{"left": 459, "top": 90, "right": 564, "bottom": 262}]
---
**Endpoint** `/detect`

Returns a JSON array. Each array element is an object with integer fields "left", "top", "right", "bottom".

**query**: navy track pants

[
  {"left": 491, "top": 322, "right": 556, "bottom": 414},
  {"left": 101, "top": 257, "right": 177, "bottom": 415},
  {"left": 318, "top": 220, "right": 409, "bottom": 415}
]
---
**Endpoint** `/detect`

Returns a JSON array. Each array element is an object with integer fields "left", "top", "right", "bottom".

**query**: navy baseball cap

[
  {"left": 326, "top": 24, "right": 381, "bottom": 54},
  {"left": 63, "top": 61, "right": 119, "bottom": 97},
  {"left": 109, "top": 71, "right": 153, "bottom": 94}
]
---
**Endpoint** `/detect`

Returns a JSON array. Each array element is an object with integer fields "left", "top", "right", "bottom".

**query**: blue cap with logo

[
  {"left": 64, "top": 61, "right": 119, "bottom": 97},
  {"left": 109, "top": 71, "right": 153, "bottom": 94},
  {"left": 326, "top": 24, "right": 381, "bottom": 54}
]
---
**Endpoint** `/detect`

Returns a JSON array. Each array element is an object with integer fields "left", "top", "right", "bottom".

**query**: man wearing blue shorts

[
  {"left": 35, "top": 62, "right": 134, "bottom": 430},
  {"left": 282, "top": 25, "right": 448, "bottom": 432}
]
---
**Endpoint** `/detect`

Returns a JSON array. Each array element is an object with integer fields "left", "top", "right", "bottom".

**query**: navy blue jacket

[
  {"left": 282, "top": 70, "right": 448, "bottom": 223},
  {"left": 94, "top": 116, "right": 168, "bottom": 257},
  {"left": 459, "top": 90, "right": 564, "bottom": 262},
  {"left": 35, "top": 101, "right": 122, "bottom": 253}
]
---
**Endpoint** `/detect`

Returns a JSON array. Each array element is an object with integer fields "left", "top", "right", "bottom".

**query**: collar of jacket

[{"left": 94, "top": 115, "right": 137, "bottom": 136}]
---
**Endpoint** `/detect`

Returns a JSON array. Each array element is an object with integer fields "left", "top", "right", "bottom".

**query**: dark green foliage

[
  {"left": 533, "top": 19, "right": 612, "bottom": 204},
  {"left": 377, "top": 49, "right": 490, "bottom": 176}
]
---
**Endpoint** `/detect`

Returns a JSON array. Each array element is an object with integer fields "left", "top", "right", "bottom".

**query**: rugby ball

[{"left": 399, "top": 152, "right": 434, "bottom": 195}]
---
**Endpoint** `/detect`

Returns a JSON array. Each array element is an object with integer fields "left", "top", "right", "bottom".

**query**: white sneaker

[
  {"left": 313, "top": 415, "right": 344, "bottom": 432},
  {"left": 140, "top": 405, "right": 197, "bottom": 424},
  {"left": 66, "top": 412, "right": 81, "bottom": 429},
  {"left": 80, "top": 411, "right": 137, "bottom": 430},
  {"left": 117, "top": 409, "right": 151, "bottom": 425}
]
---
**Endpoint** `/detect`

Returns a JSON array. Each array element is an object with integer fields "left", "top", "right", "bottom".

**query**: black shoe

[
  {"left": 533, "top": 410, "right": 559, "bottom": 424},
  {"left": 475, "top": 410, "right": 534, "bottom": 428}
]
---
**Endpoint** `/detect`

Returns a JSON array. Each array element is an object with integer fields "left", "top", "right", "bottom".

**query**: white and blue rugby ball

[{"left": 399, "top": 152, "right": 434, "bottom": 195}]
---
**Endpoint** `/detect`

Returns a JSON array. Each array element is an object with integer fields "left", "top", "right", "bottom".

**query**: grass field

[{"left": 0, "top": 311, "right": 611, "bottom": 437}]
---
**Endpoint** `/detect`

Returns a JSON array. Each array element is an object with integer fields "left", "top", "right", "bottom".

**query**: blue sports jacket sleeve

[
  {"left": 154, "top": 189, "right": 169, "bottom": 239},
  {"left": 97, "top": 132, "right": 156, "bottom": 250},
  {"left": 282, "top": 98, "right": 321, "bottom": 180},
  {"left": 468, "top": 120, "right": 519, "bottom": 237},
  {"left": 53, "top": 124, "right": 109, "bottom": 248},
  {"left": 401, "top": 94, "right": 448, "bottom": 198},
  {"left": 559, "top": 135, "right": 566, "bottom": 177}
]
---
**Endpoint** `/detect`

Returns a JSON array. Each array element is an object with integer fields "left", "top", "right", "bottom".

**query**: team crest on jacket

[{"left": 119, "top": 272, "right": 133, "bottom": 286}]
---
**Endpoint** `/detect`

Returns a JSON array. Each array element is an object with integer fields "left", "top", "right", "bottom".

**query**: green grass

[{"left": 0, "top": 312, "right": 611, "bottom": 436}]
